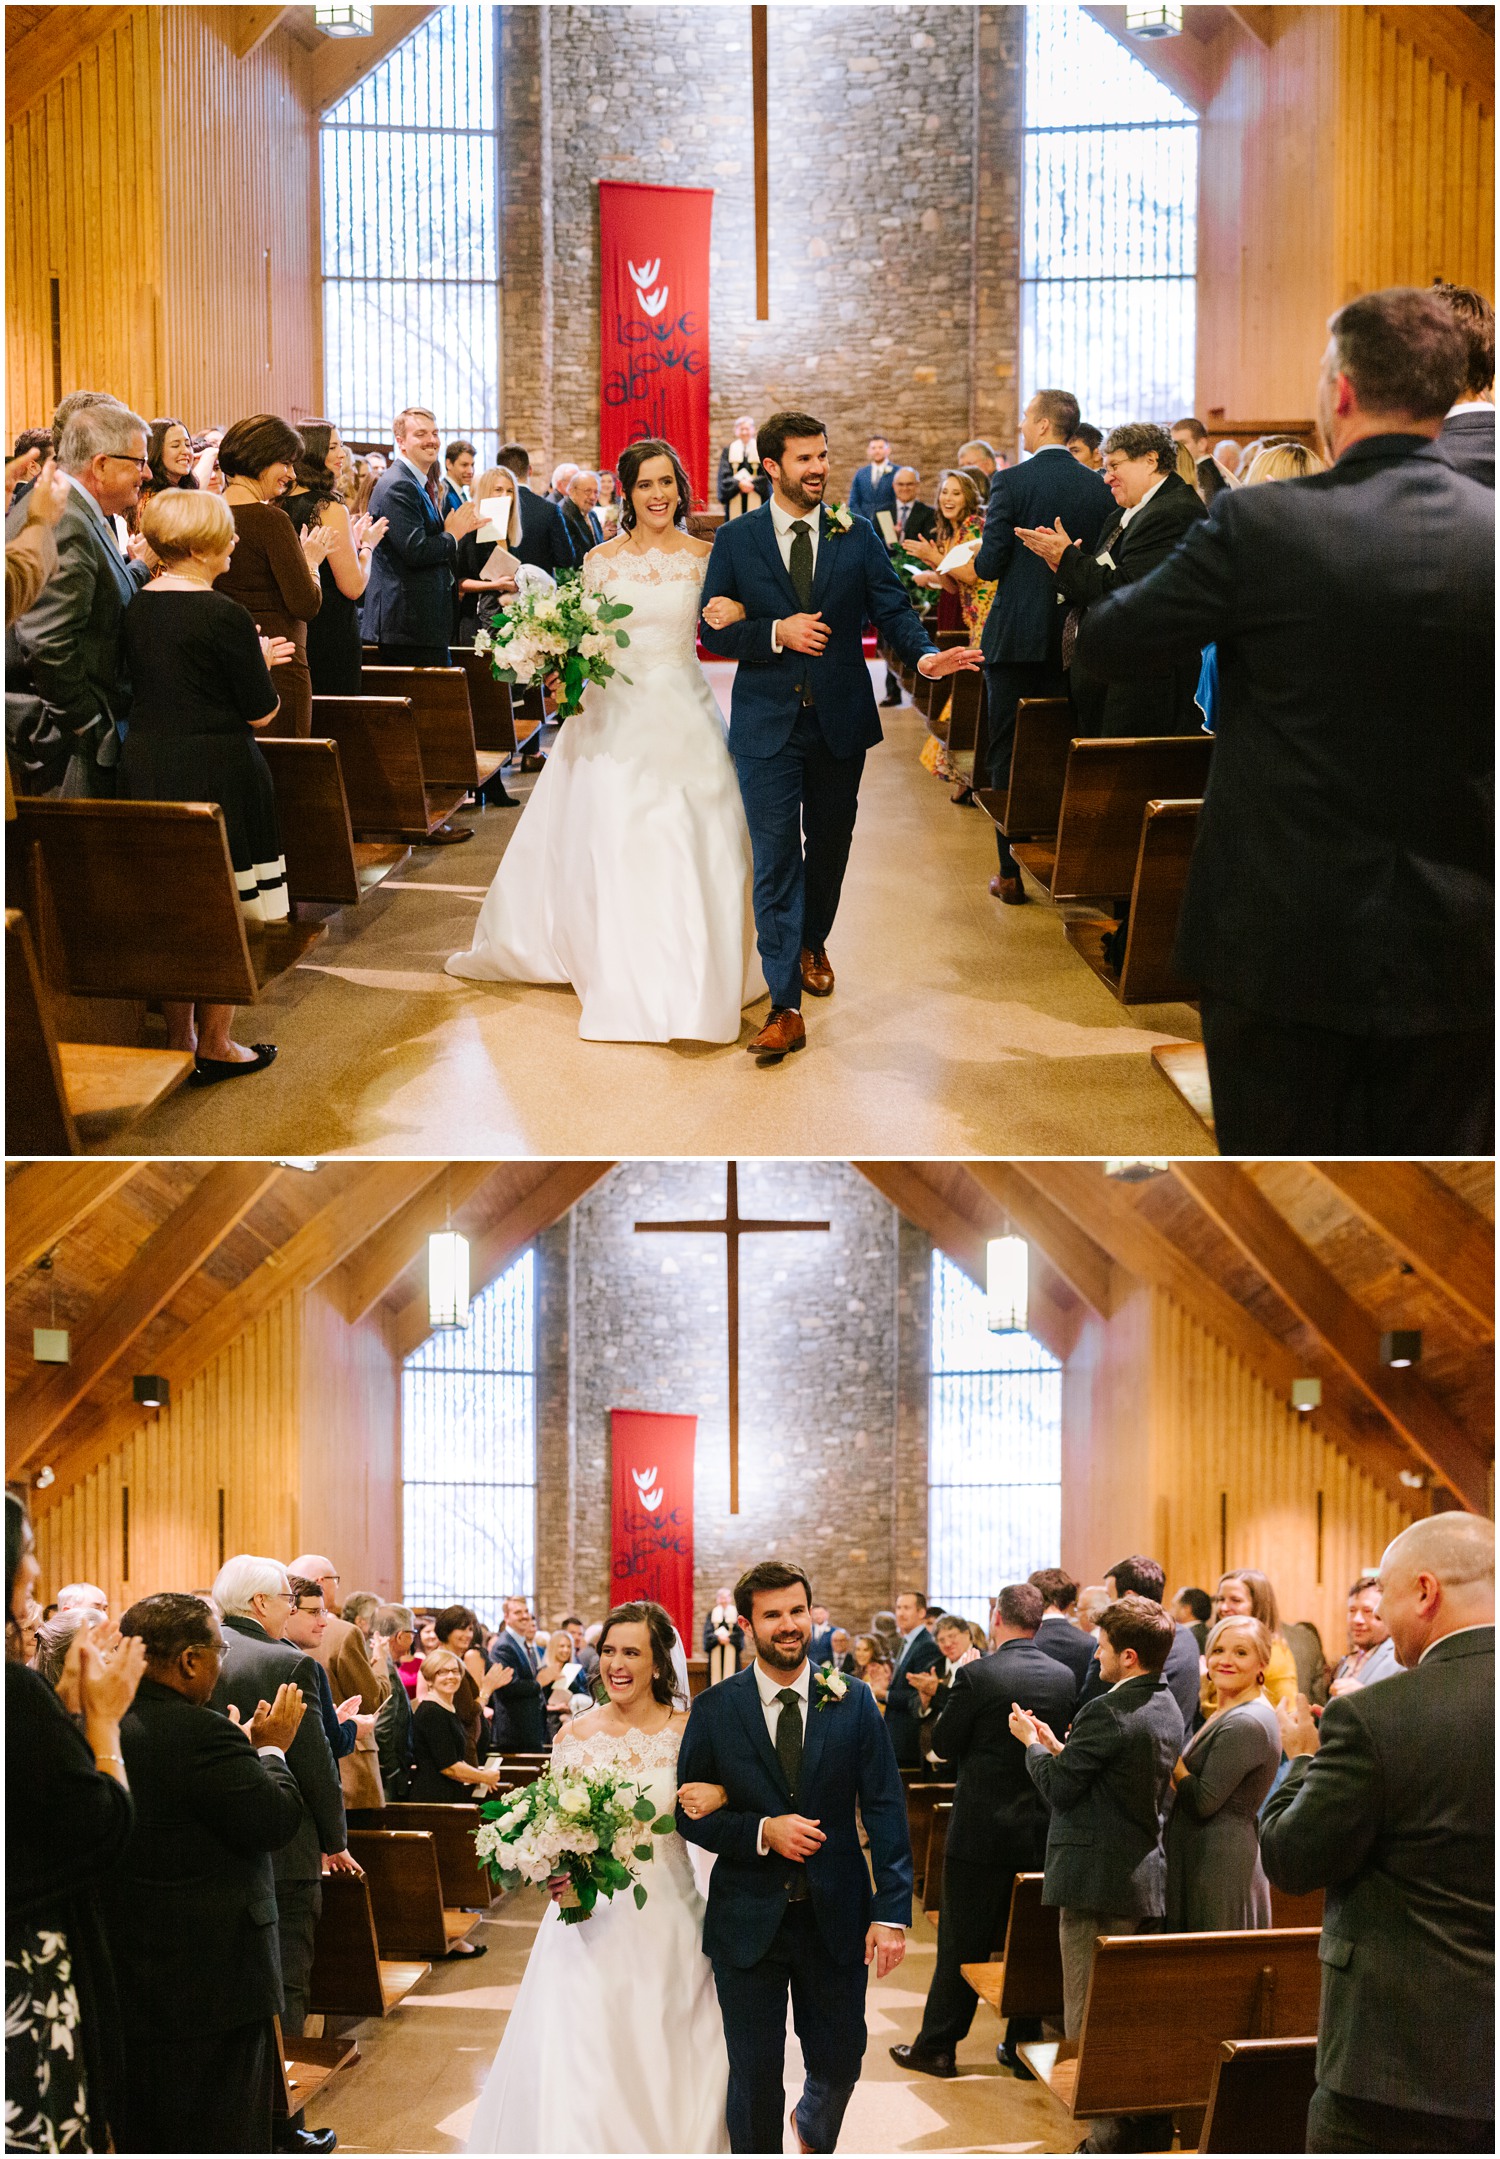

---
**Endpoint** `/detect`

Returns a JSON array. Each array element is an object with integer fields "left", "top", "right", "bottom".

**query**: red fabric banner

[
  {"left": 609, "top": 1408, "right": 697, "bottom": 1645},
  {"left": 598, "top": 180, "right": 713, "bottom": 505}
]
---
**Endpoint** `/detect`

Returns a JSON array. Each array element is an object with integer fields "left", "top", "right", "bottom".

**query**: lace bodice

[
  {"left": 552, "top": 1719, "right": 683, "bottom": 1779},
  {"left": 583, "top": 545, "right": 707, "bottom": 674}
]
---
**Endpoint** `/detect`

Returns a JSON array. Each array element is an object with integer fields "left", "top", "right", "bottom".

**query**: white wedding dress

[
  {"left": 445, "top": 547, "right": 765, "bottom": 1042},
  {"left": 465, "top": 1720, "right": 730, "bottom": 2155}
]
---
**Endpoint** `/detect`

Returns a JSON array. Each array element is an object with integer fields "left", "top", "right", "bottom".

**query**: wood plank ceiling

[{"left": 4, "top": 1159, "right": 1491, "bottom": 1518}]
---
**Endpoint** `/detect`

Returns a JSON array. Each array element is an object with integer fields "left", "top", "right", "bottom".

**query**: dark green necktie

[
  {"left": 776, "top": 1687, "right": 803, "bottom": 1796},
  {"left": 789, "top": 519, "right": 814, "bottom": 609}
]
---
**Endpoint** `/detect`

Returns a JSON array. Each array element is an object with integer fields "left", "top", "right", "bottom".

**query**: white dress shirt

[
  {"left": 767, "top": 496, "right": 822, "bottom": 655},
  {"left": 753, "top": 1658, "right": 809, "bottom": 1856},
  {"left": 1116, "top": 473, "right": 1169, "bottom": 532}
]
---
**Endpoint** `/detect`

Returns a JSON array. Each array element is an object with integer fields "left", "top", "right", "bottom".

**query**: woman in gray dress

[{"left": 1166, "top": 1615, "right": 1282, "bottom": 1930}]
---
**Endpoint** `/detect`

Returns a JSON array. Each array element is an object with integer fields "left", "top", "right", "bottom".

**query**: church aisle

[
  {"left": 113, "top": 666, "right": 1210, "bottom": 1159},
  {"left": 303, "top": 1885, "right": 1063, "bottom": 2155}
]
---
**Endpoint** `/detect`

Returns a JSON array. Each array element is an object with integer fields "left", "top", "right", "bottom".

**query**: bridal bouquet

[
  {"left": 474, "top": 565, "right": 633, "bottom": 721},
  {"left": 474, "top": 1764, "right": 677, "bottom": 1925}
]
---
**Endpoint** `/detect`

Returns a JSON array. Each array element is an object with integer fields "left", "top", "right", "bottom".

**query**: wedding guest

[
  {"left": 372, "top": 1606, "right": 417, "bottom": 1798},
  {"left": 537, "top": 1627, "right": 590, "bottom": 1737},
  {"left": 32, "top": 1602, "right": 107, "bottom": 1689},
  {"left": 718, "top": 415, "right": 770, "bottom": 519},
  {"left": 435, "top": 1604, "right": 511, "bottom": 1763},
  {"left": 1172, "top": 1585, "right": 1213, "bottom": 1653},
  {"left": 595, "top": 468, "right": 621, "bottom": 537},
  {"left": 214, "top": 413, "right": 332, "bottom": 737},
  {"left": 1432, "top": 278, "right": 1494, "bottom": 486},
  {"left": 1076, "top": 1554, "right": 1202, "bottom": 1732},
  {"left": 871, "top": 1609, "right": 902, "bottom": 1662},
  {"left": 560, "top": 469, "right": 604, "bottom": 558},
  {"left": 830, "top": 1628, "right": 856, "bottom": 1674},
  {"left": 281, "top": 421, "right": 386, "bottom": 696},
  {"left": 440, "top": 439, "right": 477, "bottom": 516},
  {"left": 1028, "top": 1568, "right": 1095, "bottom": 1685},
  {"left": 1170, "top": 416, "right": 1209, "bottom": 458},
  {"left": 849, "top": 434, "right": 897, "bottom": 525},
  {"left": 410, "top": 1651, "right": 503, "bottom": 1804},
  {"left": 1067, "top": 423, "right": 1104, "bottom": 469},
  {"left": 283, "top": 1576, "right": 359, "bottom": 1767},
  {"left": 5, "top": 453, "right": 68, "bottom": 626},
  {"left": 1165, "top": 1615, "right": 1281, "bottom": 1930},
  {"left": 850, "top": 1634, "right": 880, "bottom": 1681},
  {"left": 957, "top": 438, "right": 1000, "bottom": 478},
  {"left": 885, "top": 1589, "right": 945, "bottom": 1767},
  {"left": 902, "top": 468, "right": 990, "bottom": 786},
  {"left": 142, "top": 417, "right": 199, "bottom": 500},
  {"left": 1205, "top": 1569, "right": 1300, "bottom": 1711},
  {"left": 1242, "top": 440, "right": 1326, "bottom": 483},
  {"left": 1329, "top": 1572, "right": 1400, "bottom": 1694},
  {"left": 341, "top": 1592, "right": 379, "bottom": 1648},
  {"left": 494, "top": 443, "right": 577, "bottom": 576},
  {"left": 1076, "top": 1585, "right": 1110, "bottom": 1635},
  {"left": 453, "top": 465, "right": 522, "bottom": 647},
  {"left": 361, "top": 406, "right": 482, "bottom": 669},
  {"left": 348, "top": 457, "right": 376, "bottom": 519},
  {"left": 1212, "top": 437, "right": 1241, "bottom": 476},
  {"left": 547, "top": 461, "right": 580, "bottom": 505},
  {"left": 864, "top": 1655, "right": 894, "bottom": 1703},
  {"left": 7, "top": 427, "right": 55, "bottom": 505}
]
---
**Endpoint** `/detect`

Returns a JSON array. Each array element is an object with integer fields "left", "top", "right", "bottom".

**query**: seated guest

[
  {"left": 1329, "top": 1570, "right": 1400, "bottom": 1695},
  {"left": 361, "top": 405, "right": 482, "bottom": 671},
  {"left": 957, "top": 437, "right": 1002, "bottom": 478},
  {"left": 1067, "top": 422, "right": 1104, "bottom": 469},
  {"left": 1431, "top": 278, "right": 1493, "bottom": 486},
  {"left": 7, "top": 1496, "right": 140, "bottom": 2157},
  {"left": 214, "top": 413, "right": 335, "bottom": 738},
  {"left": 1017, "top": 421, "right": 1207, "bottom": 736},
  {"left": 283, "top": 1575, "right": 359, "bottom": 1764},
  {"left": 122, "top": 487, "right": 290, "bottom": 1084},
  {"left": 6, "top": 398, "right": 151, "bottom": 795},
  {"left": 848, "top": 434, "right": 897, "bottom": 524},
  {"left": 5, "top": 454, "right": 68, "bottom": 626},
  {"left": 1028, "top": 1568, "right": 1095, "bottom": 1685},
  {"left": 1077, "top": 1553, "right": 1201, "bottom": 1732},
  {"left": 1205, "top": 1569, "right": 1299, "bottom": 1711},
  {"left": 884, "top": 1588, "right": 945, "bottom": 1767},
  {"left": 1012, "top": 1594, "right": 1182, "bottom": 2152},
  {"left": 1077, "top": 286, "right": 1493, "bottom": 1154},
  {"left": 105, "top": 1593, "right": 306, "bottom": 2156},
  {"left": 1165, "top": 1615, "right": 1281, "bottom": 1931},
  {"left": 1171, "top": 1584, "right": 1213, "bottom": 1653},
  {"left": 411, "top": 1650, "right": 504, "bottom": 1804},
  {"left": 453, "top": 464, "right": 523, "bottom": 647},
  {"left": 282, "top": 421, "right": 387, "bottom": 696},
  {"left": 894, "top": 1583, "right": 1076, "bottom": 2081},
  {"left": 439, "top": 438, "right": 476, "bottom": 516},
  {"left": 142, "top": 417, "right": 199, "bottom": 501},
  {"left": 560, "top": 469, "right": 605, "bottom": 557},
  {"left": 372, "top": 1605, "right": 418, "bottom": 1799},
  {"left": 1170, "top": 415, "right": 1208, "bottom": 460},
  {"left": 1261, "top": 1513, "right": 1493, "bottom": 2155}
]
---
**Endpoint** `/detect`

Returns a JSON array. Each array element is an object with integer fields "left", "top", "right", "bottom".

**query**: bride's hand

[
  {"left": 547, "top": 1873, "right": 571, "bottom": 1905},
  {"left": 677, "top": 1780, "right": 728, "bottom": 1820},
  {"left": 701, "top": 596, "right": 746, "bottom": 629}
]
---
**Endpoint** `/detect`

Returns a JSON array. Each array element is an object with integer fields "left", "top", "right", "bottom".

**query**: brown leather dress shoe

[
  {"left": 989, "top": 871, "right": 1025, "bottom": 904},
  {"left": 747, "top": 1007, "right": 807, "bottom": 1060},
  {"left": 800, "top": 946, "right": 835, "bottom": 996}
]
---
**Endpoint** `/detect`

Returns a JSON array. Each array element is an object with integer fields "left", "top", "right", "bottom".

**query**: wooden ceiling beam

[
  {"left": 5, "top": 6, "right": 138, "bottom": 126},
  {"left": 961, "top": 1161, "right": 1120, "bottom": 1319},
  {"left": 1306, "top": 1162, "right": 1495, "bottom": 1342},
  {"left": 326, "top": 1164, "right": 502, "bottom": 1326},
  {"left": 851, "top": 1163, "right": 990, "bottom": 1284},
  {"left": 7, "top": 1163, "right": 282, "bottom": 1475},
  {"left": 6, "top": 1163, "right": 142, "bottom": 1283},
  {"left": 1010, "top": 1162, "right": 1417, "bottom": 1508},
  {"left": 311, "top": 5, "right": 438, "bottom": 112},
  {"left": 1170, "top": 1164, "right": 1492, "bottom": 1513},
  {"left": 229, "top": 6, "right": 294, "bottom": 60},
  {"left": 388, "top": 1163, "right": 615, "bottom": 1362}
]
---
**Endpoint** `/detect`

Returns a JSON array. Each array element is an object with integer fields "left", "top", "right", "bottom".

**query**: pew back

[
  {"left": 363, "top": 666, "right": 491, "bottom": 791},
  {"left": 306, "top": 1867, "right": 430, "bottom": 2017},
  {"left": 449, "top": 648, "right": 541, "bottom": 756},
  {"left": 309, "top": 696, "right": 466, "bottom": 839},
  {"left": 348, "top": 1827, "right": 481, "bottom": 1962},
  {"left": 1048, "top": 736, "right": 1213, "bottom": 902},
  {"left": 257, "top": 737, "right": 411, "bottom": 906},
  {"left": 348, "top": 1803, "right": 500, "bottom": 1911},
  {"left": 983, "top": 699, "right": 1075, "bottom": 838},
  {"left": 1198, "top": 2036, "right": 1318, "bottom": 2153}
]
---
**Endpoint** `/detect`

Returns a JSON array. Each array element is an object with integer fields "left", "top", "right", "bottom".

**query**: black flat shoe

[
  {"left": 446, "top": 1940, "right": 488, "bottom": 1960},
  {"left": 190, "top": 1043, "right": 278, "bottom": 1086},
  {"left": 272, "top": 2130, "right": 337, "bottom": 2155}
]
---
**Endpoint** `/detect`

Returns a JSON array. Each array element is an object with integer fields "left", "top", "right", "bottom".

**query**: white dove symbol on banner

[
  {"left": 627, "top": 256, "right": 669, "bottom": 316},
  {"left": 632, "top": 1464, "right": 665, "bottom": 1511}
]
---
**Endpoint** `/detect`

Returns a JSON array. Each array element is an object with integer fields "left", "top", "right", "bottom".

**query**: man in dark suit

[
  {"left": 806, "top": 1603, "right": 837, "bottom": 1668},
  {"left": 559, "top": 470, "right": 604, "bottom": 558},
  {"left": 438, "top": 438, "right": 476, "bottom": 518},
  {"left": 973, "top": 389, "right": 1113, "bottom": 902},
  {"left": 1260, "top": 1512, "right": 1493, "bottom": 2155},
  {"left": 1074, "top": 1554, "right": 1201, "bottom": 1734},
  {"left": 488, "top": 1593, "right": 548, "bottom": 1752},
  {"left": 6, "top": 398, "right": 151, "bottom": 795},
  {"left": 847, "top": 435, "right": 897, "bottom": 525},
  {"left": 361, "top": 406, "right": 482, "bottom": 667},
  {"left": 210, "top": 1557, "right": 352, "bottom": 2155},
  {"left": 892, "top": 1583, "right": 1077, "bottom": 2079},
  {"left": 1014, "top": 1594, "right": 1183, "bottom": 2153},
  {"left": 882, "top": 1587, "right": 946, "bottom": 1767},
  {"left": 107, "top": 1592, "right": 308, "bottom": 2156},
  {"left": 1028, "top": 1567, "right": 1095, "bottom": 1687},
  {"left": 1432, "top": 278, "right": 1494, "bottom": 487},
  {"left": 1076, "top": 287, "right": 1493, "bottom": 1154},
  {"left": 372, "top": 1604, "right": 417, "bottom": 1800},
  {"left": 1018, "top": 421, "right": 1207, "bottom": 734},
  {"left": 495, "top": 442, "right": 578, "bottom": 576},
  {"left": 886, "top": 467, "right": 937, "bottom": 549}
]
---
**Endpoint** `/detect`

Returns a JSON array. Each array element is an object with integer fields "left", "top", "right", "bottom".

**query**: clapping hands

[
  {"left": 299, "top": 524, "right": 338, "bottom": 566},
  {"left": 1015, "top": 517, "right": 1075, "bottom": 572}
]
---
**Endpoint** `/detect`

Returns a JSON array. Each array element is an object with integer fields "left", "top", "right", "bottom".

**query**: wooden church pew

[
  {"left": 256, "top": 737, "right": 411, "bottom": 908},
  {"left": 1064, "top": 797, "right": 1202, "bottom": 1004},
  {"left": 1014, "top": 735, "right": 1213, "bottom": 904},
  {"left": 1152, "top": 1040, "right": 1217, "bottom": 1141},
  {"left": 362, "top": 665, "right": 507, "bottom": 798},
  {"left": 347, "top": 1827, "right": 484, "bottom": 1962},
  {"left": 975, "top": 697, "right": 1075, "bottom": 841},
  {"left": 959, "top": 1872, "right": 1065, "bottom": 2028},
  {"left": 449, "top": 647, "right": 543, "bottom": 760},
  {"left": 1197, "top": 2035, "right": 1318, "bottom": 2152},
  {"left": 306, "top": 1866, "right": 430, "bottom": 2019},
  {"left": 348, "top": 1802, "right": 503, "bottom": 1912},
  {"left": 272, "top": 2015, "right": 360, "bottom": 2124},
  {"left": 6, "top": 908, "right": 194, "bottom": 1154},
  {"left": 923, "top": 1801, "right": 951, "bottom": 1924},
  {"left": 942, "top": 666, "right": 986, "bottom": 761},
  {"left": 309, "top": 695, "right": 470, "bottom": 842},
  {"left": 903, "top": 1779, "right": 955, "bottom": 1904}
]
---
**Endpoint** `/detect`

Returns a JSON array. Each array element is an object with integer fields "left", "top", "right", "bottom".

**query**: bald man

[
  {"left": 1260, "top": 1513, "right": 1494, "bottom": 2153},
  {"left": 288, "top": 1553, "right": 388, "bottom": 1810}
]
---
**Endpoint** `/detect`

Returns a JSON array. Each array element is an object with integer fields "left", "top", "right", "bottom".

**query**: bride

[
  {"left": 465, "top": 1601, "right": 732, "bottom": 2155},
  {"left": 445, "top": 441, "right": 765, "bottom": 1043}
]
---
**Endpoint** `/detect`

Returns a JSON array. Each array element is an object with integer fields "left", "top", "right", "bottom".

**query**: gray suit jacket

[
  {"left": 6, "top": 482, "right": 148, "bottom": 790},
  {"left": 1259, "top": 1627, "right": 1494, "bottom": 2118},
  {"left": 210, "top": 1615, "right": 347, "bottom": 1883},
  {"left": 1027, "top": 1670, "right": 1183, "bottom": 1917}
]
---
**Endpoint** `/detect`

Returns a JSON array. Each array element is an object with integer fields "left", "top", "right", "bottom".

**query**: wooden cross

[
  {"left": 752, "top": 3, "right": 769, "bottom": 319},
  {"left": 634, "top": 1162, "right": 829, "bottom": 1513}
]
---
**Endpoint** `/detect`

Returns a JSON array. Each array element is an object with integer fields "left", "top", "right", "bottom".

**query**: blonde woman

[
  {"left": 410, "top": 1649, "right": 503, "bottom": 1804},
  {"left": 1204, "top": 1569, "right": 1300, "bottom": 1710},
  {"left": 454, "top": 463, "right": 524, "bottom": 646},
  {"left": 1166, "top": 1615, "right": 1282, "bottom": 1929},
  {"left": 1242, "top": 441, "right": 1327, "bottom": 485}
]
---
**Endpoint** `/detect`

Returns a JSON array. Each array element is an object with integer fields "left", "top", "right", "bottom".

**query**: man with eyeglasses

[
  {"left": 289, "top": 1551, "right": 389, "bottom": 1812},
  {"left": 211, "top": 1555, "right": 355, "bottom": 2156},
  {"left": 5, "top": 394, "right": 153, "bottom": 796}
]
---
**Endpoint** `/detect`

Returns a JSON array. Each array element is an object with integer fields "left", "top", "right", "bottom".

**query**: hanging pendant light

[
  {"left": 315, "top": 3, "right": 373, "bottom": 36},
  {"left": 1126, "top": 2, "right": 1183, "bottom": 37},
  {"left": 986, "top": 1235, "right": 1028, "bottom": 1335},
  {"left": 428, "top": 1170, "right": 470, "bottom": 1330}
]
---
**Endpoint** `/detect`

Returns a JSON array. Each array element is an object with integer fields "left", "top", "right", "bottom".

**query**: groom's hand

[
  {"left": 776, "top": 612, "right": 830, "bottom": 656},
  {"left": 763, "top": 1814, "right": 826, "bottom": 1861},
  {"left": 917, "top": 643, "right": 984, "bottom": 679},
  {"left": 865, "top": 1924, "right": 906, "bottom": 1980}
]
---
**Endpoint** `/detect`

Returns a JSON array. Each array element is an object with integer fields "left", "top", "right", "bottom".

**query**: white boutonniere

[
  {"left": 823, "top": 503, "right": 853, "bottom": 537},
  {"left": 814, "top": 1664, "right": 849, "bottom": 1710}
]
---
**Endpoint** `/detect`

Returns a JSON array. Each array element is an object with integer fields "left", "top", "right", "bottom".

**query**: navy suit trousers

[
  {"left": 733, "top": 707, "right": 865, "bottom": 1010},
  {"left": 984, "top": 658, "right": 1068, "bottom": 876},
  {"left": 713, "top": 1901, "right": 867, "bottom": 2154}
]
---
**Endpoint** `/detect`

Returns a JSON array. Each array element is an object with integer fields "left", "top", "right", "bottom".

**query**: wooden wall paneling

[{"left": 299, "top": 1285, "right": 402, "bottom": 1601}]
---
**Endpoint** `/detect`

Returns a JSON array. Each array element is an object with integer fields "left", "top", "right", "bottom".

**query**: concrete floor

[
  {"left": 304, "top": 1884, "right": 1073, "bottom": 2156},
  {"left": 115, "top": 665, "right": 1210, "bottom": 1159}
]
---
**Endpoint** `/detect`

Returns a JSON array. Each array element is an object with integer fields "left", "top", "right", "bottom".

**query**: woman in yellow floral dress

[{"left": 903, "top": 469, "right": 996, "bottom": 789}]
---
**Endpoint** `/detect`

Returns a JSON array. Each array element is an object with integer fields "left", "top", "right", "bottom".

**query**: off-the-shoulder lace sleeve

[{"left": 582, "top": 549, "right": 614, "bottom": 592}]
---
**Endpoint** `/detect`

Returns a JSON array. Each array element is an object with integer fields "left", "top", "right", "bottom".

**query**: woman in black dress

[
  {"left": 123, "top": 488, "right": 290, "bottom": 1085},
  {"left": 281, "top": 421, "right": 387, "bottom": 695},
  {"left": 410, "top": 1652, "right": 505, "bottom": 1805},
  {"left": 453, "top": 464, "right": 522, "bottom": 647}
]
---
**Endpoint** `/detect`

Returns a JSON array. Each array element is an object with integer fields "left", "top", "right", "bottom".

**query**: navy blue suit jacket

[
  {"left": 360, "top": 461, "right": 458, "bottom": 647},
  {"left": 974, "top": 447, "right": 1114, "bottom": 663},
  {"left": 676, "top": 1665, "right": 912, "bottom": 1968},
  {"left": 512, "top": 486, "right": 577, "bottom": 577},
  {"left": 848, "top": 463, "right": 898, "bottom": 524},
  {"left": 487, "top": 1631, "right": 548, "bottom": 1751},
  {"left": 698, "top": 503, "right": 936, "bottom": 759}
]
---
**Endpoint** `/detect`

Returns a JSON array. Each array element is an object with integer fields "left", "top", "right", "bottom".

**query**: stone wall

[
  {"left": 533, "top": 1161, "right": 932, "bottom": 1639},
  {"left": 498, "top": 4, "right": 1022, "bottom": 497}
]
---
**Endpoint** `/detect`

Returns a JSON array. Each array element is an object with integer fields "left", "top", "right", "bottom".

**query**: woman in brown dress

[{"left": 213, "top": 414, "right": 334, "bottom": 735}]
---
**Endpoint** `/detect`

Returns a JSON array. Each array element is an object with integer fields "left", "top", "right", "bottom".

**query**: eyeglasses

[{"left": 102, "top": 453, "right": 151, "bottom": 471}]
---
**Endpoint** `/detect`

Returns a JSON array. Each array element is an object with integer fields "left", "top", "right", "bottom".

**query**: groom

[
  {"left": 676, "top": 1561, "right": 913, "bottom": 2153},
  {"left": 699, "top": 414, "right": 982, "bottom": 1062}
]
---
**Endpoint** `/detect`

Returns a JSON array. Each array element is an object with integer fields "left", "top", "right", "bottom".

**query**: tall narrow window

[
  {"left": 402, "top": 1247, "right": 536, "bottom": 1613},
  {"left": 928, "top": 1251, "right": 1062, "bottom": 1630},
  {"left": 320, "top": 5, "right": 501, "bottom": 457},
  {"left": 1022, "top": 4, "right": 1198, "bottom": 427}
]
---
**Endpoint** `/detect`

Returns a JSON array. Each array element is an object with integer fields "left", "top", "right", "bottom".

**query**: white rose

[{"left": 558, "top": 1779, "right": 591, "bottom": 1817}]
